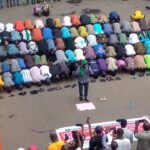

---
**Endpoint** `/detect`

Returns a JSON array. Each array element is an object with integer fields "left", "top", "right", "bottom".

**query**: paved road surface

[{"left": 0, "top": 0, "right": 150, "bottom": 149}]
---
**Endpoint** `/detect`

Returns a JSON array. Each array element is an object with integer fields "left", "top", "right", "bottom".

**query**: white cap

[
  {"left": 6, "top": 23, "right": 15, "bottom": 32},
  {"left": 63, "top": 16, "right": 72, "bottom": 27},
  {"left": 0, "top": 23, "right": 5, "bottom": 33},
  {"left": 17, "top": 148, "right": 25, "bottom": 150}
]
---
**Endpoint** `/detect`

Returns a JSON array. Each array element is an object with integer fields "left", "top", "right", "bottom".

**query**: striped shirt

[{"left": 21, "top": 69, "right": 33, "bottom": 83}]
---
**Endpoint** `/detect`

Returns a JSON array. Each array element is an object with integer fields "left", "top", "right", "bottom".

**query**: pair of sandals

[
  {"left": 100, "top": 76, "right": 121, "bottom": 82},
  {"left": 19, "top": 91, "right": 27, "bottom": 95},
  {"left": 138, "top": 72, "right": 144, "bottom": 77},
  {"left": 64, "top": 84, "right": 77, "bottom": 88},
  {"left": 106, "top": 76, "right": 115, "bottom": 81},
  {"left": 8, "top": 93, "right": 15, "bottom": 97},
  {"left": 20, "top": 88, "right": 45, "bottom": 95},
  {"left": 90, "top": 79, "right": 96, "bottom": 83},
  {"left": 98, "top": 97, "right": 107, "bottom": 101},
  {"left": 47, "top": 86, "right": 62, "bottom": 92},
  {"left": 145, "top": 72, "right": 150, "bottom": 76}
]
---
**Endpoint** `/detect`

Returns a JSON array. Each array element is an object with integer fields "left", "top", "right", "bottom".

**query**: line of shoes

[
  {"left": 131, "top": 72, "right": 150, "bottom": 79},
  {"left": 138, "top": 72, "right": 150, "bottom": 77},
  {"left": 0, "top": 84, "right": 77, "bottom": 98},
  {"left": 90, "top": 76, "right": 121, "bottom": 83},
  {"left": 15, "top": 84, "right": 77, "bottom": 96}
]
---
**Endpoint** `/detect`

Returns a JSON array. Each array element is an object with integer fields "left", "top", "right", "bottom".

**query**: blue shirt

[
  {"left": 93, "top": 23, "right": 104, "bottom": 34},
  {"left": 12, "top": 72, "right": 23, "bottom": 85},
  {"left": 144, "top": 40, "right": 150, "bottom": 54},
  {"left": 2, "top": 62, "right": 10, "bottom": 73},
  {"left": 17, "top": 58, "right": 26, "bottom": 69},
  {"left": 42, "top": 27, "right": 53, "bottom": 40},
  {"left": 65, "top": 50, "right": 77, "bottom": 62},
  {"left": 61, "top": 27, "right": 71, "bottom": 39}
]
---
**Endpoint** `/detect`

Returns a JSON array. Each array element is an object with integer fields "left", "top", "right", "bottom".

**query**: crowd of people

[
  {"left": 1, "top": 3, "right": 150, "bottom": 149},
  {"left": 1, "top": 10, "right": 150, "bottom": 93},
  {"left": 17, "top": 117, "right": 150, "bottom": 150}
]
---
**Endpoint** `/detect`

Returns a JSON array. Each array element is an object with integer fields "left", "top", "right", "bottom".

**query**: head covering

[
  {"left": 28, "top": 144, "right": 37, "bottom": 150},
  {"left": 131, "top": 10, "right": 145, "bottom": 20},
  {"left": 54, "top": 18, "right": 62, "bottom": 28},
  {"left": 79, "top": 60, "right": 88, "bottom": 77},
  {"left": 18, "top": 148, "right": 25, "bottom": 150},
  {"left": 0, "top": 23, "right": 5, "bottom": 33},
  {"left": 63, "top": 16, "right": 72, "bottom": 27},
  {"left": 81, "top": 59, "right": 88, "bottom": 65},
  {"left": 6, "top": 23, "right": 15, "bottom": 32},
  {"left": 95, "top": 126, "right": 103, "bottom": 134}
]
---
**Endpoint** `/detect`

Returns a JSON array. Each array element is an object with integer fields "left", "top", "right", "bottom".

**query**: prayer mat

[{"left": 76, "top": 102, "right": 96, "bottom": 111}]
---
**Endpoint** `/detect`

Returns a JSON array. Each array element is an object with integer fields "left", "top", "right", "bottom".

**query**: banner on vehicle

[{"left": 56, "top": 116, "right": 149, "bottom": 149}]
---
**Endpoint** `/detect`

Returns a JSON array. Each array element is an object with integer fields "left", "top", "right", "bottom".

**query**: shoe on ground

[
  {"left": 79, "top": 96, "right": 83, "bottom": 101},
  {"left": 115, "top": 76, "right": 121, "bottom": 80},
  {"left": 106, "top": 76, "right": 112, "bottom": 81},
  {"left": 103, "top": 97, "right": 107, "bottom": 101},
  {"left": 138, "top": 72, "right": 144, "bottom": 77},
  {"left": 110, "top": 77, "right": 114, "bottom": 81},
  {"left": 84, "top": 97, "right": 89, "bottom": 102},
  {"left": 145, "top": 71, "right": 150, "bottom": 76},
  {"left": 146, "top": 5, "right": 150, "bottom": 9},
  {"left": 100, "top": 78, "right": 106, "bottom": 82},
  {"left": 130, "top": 75, "right": 134, "bottom": 79},
  {"left": 100, "top": 98, "right": 104, "bottom": 101}
]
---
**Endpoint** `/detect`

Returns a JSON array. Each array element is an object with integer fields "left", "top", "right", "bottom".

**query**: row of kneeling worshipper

[
  {"left": 0, "top": 10, "right": 150, "bottom": 92},
  {"left": 1, "top": 44, "right": 150, "bottom": 93}
]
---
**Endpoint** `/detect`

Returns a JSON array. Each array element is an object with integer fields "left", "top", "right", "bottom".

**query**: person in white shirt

[
  {"left": 5, "top": 23, "right": 15, "bottom": 32},
  {"left": 115, "top": 128, "right": 131, "bottom": 150},
  {"left": 74, "top": 49, "right": 85, "bottom": 61},
  {"left": 74, "top": 36, "right": 87, "bottom": 49},
  {"left": 87, "top": 35, "right": 97, "bottom": 46},
  {"left": 22, "top": 29, "right": 32, "bottom": 41},
  {"left": 128, "top": 33, "right": 139, "bottom": 44},
  {"left": 62, "top": 16, "right": 72, "bottom": 27},
  {"left": 0, "top": 23, "right": 4, "bottom": 33},
  {"left": 125, "top": 44, "right": 136, "bottom": 56},
  {"left": 117, "top": 119, "right": 134, "bottom": 143},
  {"left": 40, "top": 65, "right": 52, "bottom": 85},
  {"left": 34, "top": 19, "right": 44, "bottom": 29},
  {"left": 20, "top": 69, "right": 33, "bottom": 88}
]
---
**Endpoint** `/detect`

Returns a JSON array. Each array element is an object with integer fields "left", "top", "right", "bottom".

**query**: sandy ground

[{"left": 0, "top": 0, "right": 150, "bottom": 149}]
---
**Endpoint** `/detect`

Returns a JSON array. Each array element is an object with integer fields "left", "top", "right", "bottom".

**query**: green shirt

[{"left": 144, "top": 54, "right": 150, "bottom": 69}]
